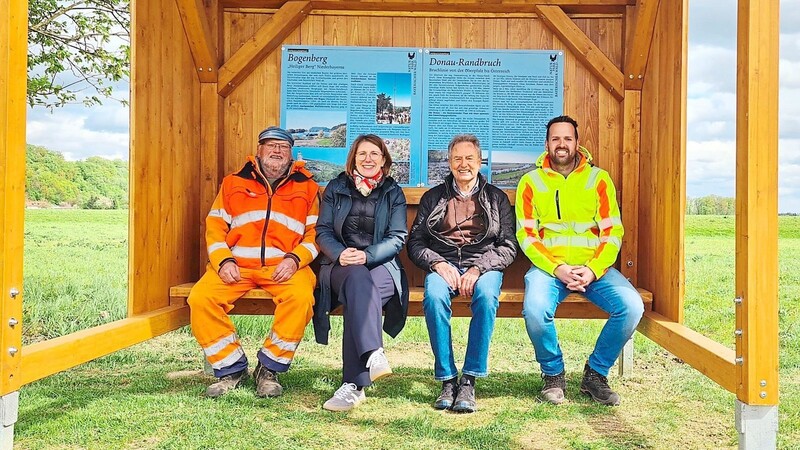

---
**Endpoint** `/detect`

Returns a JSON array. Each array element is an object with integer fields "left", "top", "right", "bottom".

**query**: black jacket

[
  {"left": 313, "top": 172, "right": 409, "bottom": 345},
  {"left": 407, "top": 173, "right": 517, "bottom": 273}
]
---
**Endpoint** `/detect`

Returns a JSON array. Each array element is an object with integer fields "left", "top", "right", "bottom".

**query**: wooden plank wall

[
  {"left": 219, "top": 11, "right": 626, "bottom": 290},
  {"left": 638, "top": 1, "right": 686, "bottom": 322},
  {"left": 129, "top": 0, "right": 203, "bottom": 315}
]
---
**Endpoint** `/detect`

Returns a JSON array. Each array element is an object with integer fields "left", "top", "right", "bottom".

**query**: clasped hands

[
  {"left": 433, "top": 262, "right": 481, "bottom": 297},
  {"left": 218, "top": 257, "right": 298, "bottom": 284},
  {"left": 554, "top": 264, "right": 596, "bottom": 292},
  {"left": 338, "top": 247, "right": 367, "bottom": 266}
]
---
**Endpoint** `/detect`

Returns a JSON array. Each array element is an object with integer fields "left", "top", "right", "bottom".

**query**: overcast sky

[{"left": 25, "top": 0, "right": 799, "bottom": 212}]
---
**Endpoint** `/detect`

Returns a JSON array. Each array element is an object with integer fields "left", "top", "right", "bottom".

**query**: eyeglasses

[
  {"left": 356, "top": 151, "right": 383, "bottom": 160},
  {"left": 260, "top": 142, "right": 292, "bottom": 151}
]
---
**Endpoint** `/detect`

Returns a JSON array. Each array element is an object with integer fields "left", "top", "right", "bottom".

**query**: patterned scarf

[{"left": 352, "top": 170, "right": 384, "bottom": 197}]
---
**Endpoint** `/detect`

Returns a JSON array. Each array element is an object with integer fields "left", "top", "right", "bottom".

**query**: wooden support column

[
  {"left": 196, "top": 0, "right": 223, "bottom": 276},
  {"left": 199, "top": 85, "right": 223, "bottom": 277},
  {"left": 0, "top": 0, "right": 27, "bottom": 445},
  {"left": 620, "top": 90, "right": 640, "bottom": 285},
  {"left": 734, "top": 0, "right": 779, "bottom": 407},
  {"left": 0, "top": 0, "right": 27, "bottom": 395}
]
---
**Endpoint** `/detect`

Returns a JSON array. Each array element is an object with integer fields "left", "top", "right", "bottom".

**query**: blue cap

[{"left": 257, "top": 126, "right": 294, "bottom": 147}]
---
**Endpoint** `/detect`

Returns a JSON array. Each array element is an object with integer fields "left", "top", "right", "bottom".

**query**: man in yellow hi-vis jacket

[
  {"left": 515, "top": 116, "right": 643, "bottom": 406},
  {"left": 188, "top": 126, "right": 319, "bottom": 398}
]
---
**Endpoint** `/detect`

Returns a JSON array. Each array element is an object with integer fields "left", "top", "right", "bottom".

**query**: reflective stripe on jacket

[
  {"left": 205, "top": 156, "right": 320, "bottom": 270},
  {"left": 515, "top": 146, "right": 623, "bottom": 278}
]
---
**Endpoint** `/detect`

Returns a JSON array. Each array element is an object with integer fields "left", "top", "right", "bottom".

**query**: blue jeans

[
  {"left": 422, "top": 268, "right": 503, "bottom": 380},
  {"left": 522, "top": 267, "right": 644, "bottom": 377}
]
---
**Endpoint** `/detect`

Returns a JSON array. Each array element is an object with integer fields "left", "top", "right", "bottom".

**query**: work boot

[
  {"left": 254, "top": 362, "right": 283, "bottom": 397},
  {"left": 541, "top": 371, "right": 566, "bottom": 405},
  {"left": 366, "top": 347, "right": 392, "bottom": 382},
  {"left": 205, "top": 369, "right": 248, "bottom": 398},
  {"left": 580, "top": 363, "right": 620, "bottom": 406},
  {"left": 433, "top": 378, "right": 458, "bottom": 410},
  {"left": 452, "top": 377, "right": 477, "bottom": 413}
]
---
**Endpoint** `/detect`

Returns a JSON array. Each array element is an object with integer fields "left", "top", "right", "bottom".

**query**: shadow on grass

[{"left": 18, "top": 360, "right": 652, "bottom": 449}]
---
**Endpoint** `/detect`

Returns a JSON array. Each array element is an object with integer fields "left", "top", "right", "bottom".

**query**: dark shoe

[
  {"left": 433, "top": 379, "right": 458, "bottom": 410},
  {"left": 580, "top": 363, "right": 620, "bottom": 406},
  {"left": 205, "top": 369, "right": 248, "bottom": 398},
  {"left": 451, "top": 377, "right": 477, "bottom": 413},
  {"left": 541, "top": 371, "right": 566, "bottom": 405},
  {"left": 254, "top": 362, "right": 283, "bottom": 397}
]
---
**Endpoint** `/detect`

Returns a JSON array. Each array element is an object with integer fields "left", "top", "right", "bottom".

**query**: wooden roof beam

[
  {"left": 535, "top": 5, "right": 625, "bottom": 100},
  {"left": 223, "top": 0, "right": 632, "bottom": 14},
  {"left": 175, "top": 0, "right": 219, "bottom": 82},
  {"left": 217, "top": 1, "right": 311, "bottom": 97},
  {"left": 624, "top": 0, "right": 660, "bottom": 89}
]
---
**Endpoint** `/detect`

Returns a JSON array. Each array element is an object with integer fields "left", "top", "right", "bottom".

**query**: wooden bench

[
  {"left": 169, "top": 283, "right": 652, "bottom": 318},
  {"left": 170, "top": 283, "right": 652, "bottom": 376}
]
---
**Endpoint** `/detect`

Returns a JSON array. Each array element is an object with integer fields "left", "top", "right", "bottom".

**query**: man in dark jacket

[{"left": 408, "top": 134, "right": 517, "bottom": 413}]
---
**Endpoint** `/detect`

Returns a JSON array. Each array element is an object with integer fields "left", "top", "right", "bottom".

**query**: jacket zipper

[
  {"left": 427, "top": 180, "right": 489, "bottom": 267},
  {"left": 259, "top": 167, "right": 291, "bottom": 266},
  {"left": 555, "top": 189, "right": 562, "bottom": 220}
]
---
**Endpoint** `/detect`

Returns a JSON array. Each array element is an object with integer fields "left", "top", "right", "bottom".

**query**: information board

[{"left": 280, "top": 46, "right": 563, "bottom": 187}]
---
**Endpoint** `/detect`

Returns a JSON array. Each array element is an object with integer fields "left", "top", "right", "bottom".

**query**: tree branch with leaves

[{"left": 28, "top": 0, "right": 130, "bottom": 108}]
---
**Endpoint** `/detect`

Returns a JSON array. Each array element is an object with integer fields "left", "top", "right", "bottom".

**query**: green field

[{"left": 15, "top": 211, "right": 800, "bottom": 449}]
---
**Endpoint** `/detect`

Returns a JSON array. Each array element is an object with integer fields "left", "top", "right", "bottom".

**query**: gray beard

[{"left": 258, "top": 157, "right": 291, "bottom": 179}]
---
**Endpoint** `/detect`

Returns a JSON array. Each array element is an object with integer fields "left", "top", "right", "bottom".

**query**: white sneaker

[
  {"left": 366, "top": 347, "right": 392, "bottom": 382},
  {"left": 323, "top": 382, "right": 365, "bottom": 412}
]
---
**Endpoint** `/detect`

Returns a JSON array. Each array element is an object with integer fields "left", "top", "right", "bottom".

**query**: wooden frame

[{"left": 0, "top": 0, "right": 780, "bottom": 439}]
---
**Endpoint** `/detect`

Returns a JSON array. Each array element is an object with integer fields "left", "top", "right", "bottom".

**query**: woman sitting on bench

[{"left": 313, "top": 134, "right": 410, "bottom": 412}]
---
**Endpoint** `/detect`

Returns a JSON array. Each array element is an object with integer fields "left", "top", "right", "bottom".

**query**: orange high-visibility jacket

[
  {"left": 515, "top": 147, "right": 623, "bottom": 279},
  {"left": 205, "top": 156, "right": 320, "bottom": 271}
]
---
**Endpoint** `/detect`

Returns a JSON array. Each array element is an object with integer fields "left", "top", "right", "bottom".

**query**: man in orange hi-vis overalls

[{"left": 188, "top": 126, "right": 319, "bottom": 398}]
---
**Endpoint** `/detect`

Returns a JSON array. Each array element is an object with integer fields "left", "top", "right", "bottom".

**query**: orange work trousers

[{"left": 187, "top": 264, "right": 316, "bottom": 376}]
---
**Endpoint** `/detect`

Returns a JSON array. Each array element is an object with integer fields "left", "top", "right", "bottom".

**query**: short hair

[
  {"left": 546, "top": 115, "right": 579, "bottom": 141},
  {"left": 447, "top": 134, "right": 481, "bottom": 159},
  {"left": 345, "top": 134, "right": 393, "bottom": 177}
]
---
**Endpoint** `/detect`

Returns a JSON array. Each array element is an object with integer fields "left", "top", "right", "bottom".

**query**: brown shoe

[
  {"left": 541, "top": 371, "right": 566, "bottom": 405},
  {"left": 580, "top": 364, "right": 620, "bottom": 406},
  {"left": 205, "top": 369, "right": 248, "bottom": 398},
  {"left": 254, "top": 362, "right": 283, "bottom": 397}
]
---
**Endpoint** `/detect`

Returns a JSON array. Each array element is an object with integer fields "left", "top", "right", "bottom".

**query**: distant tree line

[
  {"left": 26, "top": 145, "right": 128, "bottom": 209},
  {"left": 686, "top": 195, "right": 735, "bottom": 215}
]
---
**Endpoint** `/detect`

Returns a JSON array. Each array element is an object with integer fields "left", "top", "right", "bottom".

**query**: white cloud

[
  {"left": 26, "top": 102, "right": 129, "bottom": 161},
  {"left": 687, "top": 45, "right": 736, "bottom": 96},
  {"left": 687, "top": 138, "right": 800, "bottom": 214},
  {"left": 683, "top": 1, "right": 800, "bottom": 211}
]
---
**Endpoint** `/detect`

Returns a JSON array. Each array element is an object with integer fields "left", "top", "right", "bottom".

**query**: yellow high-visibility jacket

[{"left": 515, "top": 146, "right": 623, "bottom": 278}]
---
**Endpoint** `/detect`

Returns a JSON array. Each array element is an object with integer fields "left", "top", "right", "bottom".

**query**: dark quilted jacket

[{"left": 407, "top": 173, "right": 517, "bottom": 273}]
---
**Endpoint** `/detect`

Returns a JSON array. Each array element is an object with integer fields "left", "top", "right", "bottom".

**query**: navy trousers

[{"left": 331, "top": 264, "right": 395, "bottom": 387}]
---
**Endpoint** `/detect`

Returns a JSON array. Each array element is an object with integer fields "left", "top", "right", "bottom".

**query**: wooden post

[
  {"left": 734, "top": 0, "right": 779, "bottom": 447},
  {"left": 0, "top": 0, "right": 28, "bottom": 445},
  {"left": 620, "top": 90, "right": 640, "bottom": 285}
]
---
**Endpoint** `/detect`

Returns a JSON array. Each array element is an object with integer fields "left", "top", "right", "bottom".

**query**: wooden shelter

[{"left": 0, "top": 0, "right": 779, "bottom": 447}]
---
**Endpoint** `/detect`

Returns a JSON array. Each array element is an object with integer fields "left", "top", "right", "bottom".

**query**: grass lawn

[{"left": 15, "top": 211, "right": 800, "bottom": 449}]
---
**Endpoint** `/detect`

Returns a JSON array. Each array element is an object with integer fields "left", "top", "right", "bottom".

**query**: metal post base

[
  {"left": 735, "top": 399, "right": 778, "bottom": 449},
  {"left": 617, "top": 337, "right": 634, "bottom": 378},
  {"left": 0, "top": 391, "right": 19, "bottom": 449}
]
